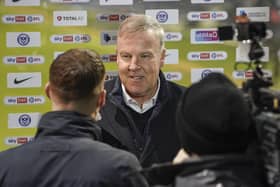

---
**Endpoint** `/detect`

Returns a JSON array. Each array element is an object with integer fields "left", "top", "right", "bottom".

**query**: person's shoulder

[
  {"left": 165, "top": 81, "right": 187, "bottom": 95},
  {"left": 93, "top": 141, "right": 139, "bottom": 164}
]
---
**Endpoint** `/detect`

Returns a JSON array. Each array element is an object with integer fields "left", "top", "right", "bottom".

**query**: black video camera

[{"left": 218, "top": 15, "right": 280, "bottom": 187}]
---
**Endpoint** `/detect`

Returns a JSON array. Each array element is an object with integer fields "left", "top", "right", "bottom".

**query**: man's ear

[
  {"left": 45, "top": 82, "right": 51, "bottom": 99},
  {"left": 97, "top": 89, "right": 106, "bottom": 109},
  {"left": 160, "top": 48, "right": 166, "bottom": 68}
]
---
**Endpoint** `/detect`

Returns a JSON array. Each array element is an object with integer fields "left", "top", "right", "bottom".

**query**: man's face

[{"left": 117, "top": 30, "right": 165, "bottom": 101}]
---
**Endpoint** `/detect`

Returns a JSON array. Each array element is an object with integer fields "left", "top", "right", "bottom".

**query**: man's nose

[{"left": 128, "top": 57, "right": 140, "bottom": 70}]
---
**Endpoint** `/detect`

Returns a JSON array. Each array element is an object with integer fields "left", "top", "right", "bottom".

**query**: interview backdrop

[{"left": 0, "top": 0, "right": 279, "bottom": 151}]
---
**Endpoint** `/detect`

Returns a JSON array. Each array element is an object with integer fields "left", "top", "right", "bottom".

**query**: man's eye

[
  {"left": 141, "top": 54, "right": 152, "bottom": 59},
  {"left": 121, "top": 55, "right": 131, "bottom": 59}
]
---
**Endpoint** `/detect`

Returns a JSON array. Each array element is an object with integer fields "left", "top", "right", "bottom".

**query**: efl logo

[
  {"left": 164, "top": 32, "right": 182, "bottom": 42},
  {"left": 187, "top": 51, "right": 227, "bottom": 61},
  {"left": 50, "top": 0, "right": 90, "bottom": 3},
  {"left": 8, "top": 112, "right": 41, "bottom": 128},
  {"left": 50, "top": 34, "right": 91, "bottom": 43},
  {"left": 7, "top": 72, "right": 41, "bottom": 88},
  {"left": 165, "top": 49, "right": 179, "bottom": 64},
  {"left": 6, "top": 32, "right": 41, "bottom": 48},
  {"left": 99, "top": 0, "right": 133, "bottom": 5},
  {"left": 105, "top": 71, "right": 118, "bottom": 81},
  {"left": 145, "top": 9, "right": 179, "bottom": 24},
  {"left": 53, "top": 11, "right": 87, "bottom": 26},
  {"left": 101, "top": 54, "right": 117, "bottom": 62},
  {"left": 3, "top": 56, "right": 44, "bottom": 64},
  {"left": 5, "top": 0, "right": 40, "bottom": 6},
  {"left": 191, "top": 68, "right": 224, "bottom": 83},
  {"left": 236, "top": 7, "right": 270, "bottom": 22},
  {"left": 2, "top": 15, "right": 44, "bottom": 24},
  {"left": 191, "top": 0, "right": 224, "bottom": 4},
  {"left": 4, "top": 96, "right": 45, "bottom": 105},
  {"left": 187, "top": 11, "right": 228, "bottom": 21},
  {"left": 5, "top": 136, "right": 34, "bottom": 146},
  {"left": 190, "top": 28, "right": 222, "bottom": 44},
  {"left": 96, "top": 13, "right": 131, "bottom": 22},
  {"left": 164, "top": 72, "right": 182, "bottom": 81},
  {"left": 101, "top": 31, "right": 117, "bottom": 45}
]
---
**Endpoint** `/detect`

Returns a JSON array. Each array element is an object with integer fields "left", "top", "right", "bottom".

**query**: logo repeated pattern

[{"left": 0, "top": 1, "right": 275, "bottom": 150}]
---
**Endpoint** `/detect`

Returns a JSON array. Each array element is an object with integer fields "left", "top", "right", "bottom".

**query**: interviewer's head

[
  {"left": 45, "top": 48, "right": 106, "bottom": 120},
  {"left": 176, "top": 73, "right": 253, "bottom": 155}
]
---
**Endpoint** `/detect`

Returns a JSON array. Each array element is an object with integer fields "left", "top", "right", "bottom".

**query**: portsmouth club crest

[{"left": 17, "top": 33, "right": 30, "bottom": 46}]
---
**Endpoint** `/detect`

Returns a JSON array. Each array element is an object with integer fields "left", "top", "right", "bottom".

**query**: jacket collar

[
  {"left": 109, "top": 71, "right": 169, "bottom": 106},
  {"left": 35, "top": 111, "right": 102, "bottom": 141}
]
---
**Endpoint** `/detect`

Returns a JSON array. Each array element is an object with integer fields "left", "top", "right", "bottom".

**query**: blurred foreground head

[
  {"left": 48, "top": 48, "right": 105, "bottom": 103},
  {"left": 176, "top": 73, "right": 253, "bottom": 155},
  {"left": 46, "top": 48, "right": 106, "bottom": 119}
]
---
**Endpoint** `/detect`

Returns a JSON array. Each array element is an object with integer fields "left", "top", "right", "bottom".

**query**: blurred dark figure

[
  {"left": 0, "top": 48, "right": 148, "bottom": 187},
  {"left": 143, "top": 73, "right": 267, "bottom": 187}
]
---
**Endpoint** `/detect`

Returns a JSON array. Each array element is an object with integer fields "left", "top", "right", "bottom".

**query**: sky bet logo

[
  {"left": 3, "top": 56, "right": 44, "bottom": 64},
  {"left": 187, "top": 51, "right": 227, "bottom": 61},
  {"left": 4, "top": 95, "right": 45, "bottom": 105},
  {"left": 2, "top": 15, "right": 44, "bottom": 24},
  {"left": 101, "top": 54, "right": 117, "bottom": 62},
  {"left": 191, "top": 28, "right": 222, "bottom": 44},
  {"left": 96, "top": 13, "right": 131, "bottom": 22},
  {"left": 187, "top": 11, "right": 228, "bottom": 21},
  {"left": 50, "top": 34, "right": 91, "bottom": 43},
  {"left": 5, "top": 136, "right": 34, "bottom": 146}
]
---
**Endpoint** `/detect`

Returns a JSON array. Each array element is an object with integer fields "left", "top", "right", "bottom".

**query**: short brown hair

[{"left": 49, "top": 48, "right": 105, "bottom": 102}]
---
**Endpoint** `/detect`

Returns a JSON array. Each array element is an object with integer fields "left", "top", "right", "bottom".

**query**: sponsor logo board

[
  {"left": 164, "top": 72, "right": 182, "bottom": 81},
  {"left": 191, "top": 0, "right": 224, "bottom": 4},
  {"left": 187, "top": 11, "right": 228, "bottom": 21},
  {"left": 3, "top": 56, "right": 44, "bottom": 64},
  {"left": 7, "top": 72, "right": 41, "bottom": 88},
  {"left": 99, "top": 0, "right": 133, "bottom": 5},
  {"left": 6, "top": 32, "right": 41, "bottom": 48},
  {"left": 165, "top": 49, "right": 179, "bottom": 64},
  {"left": 191, "top": 68, "right": 224, "bottom": 83},
  {"left": 2, "top": 15, "right": 44, "bottom": 24},
  {"left": 146, "top": 9, "right": 179, "bottom": 24},
  {"left": 190, "top": 28, "right": 222, "bottom": 44},
  {"left": 5, "top": 136, "right": 34, "bottom": 146},
  {"left": 53, "top": 11, "right": 87, "bottom": 26},
  {"left": 164, "top": 32, "right": 182, "bottom": 41},
  {"left": 101, "top": 31, "right": 117, "bottom": 45},
  {"left": 4, "top": 96, "right": 45, "bottom": 105},
  {"left": 236, "top": 7, "right": 270, "bottom": 22},
  {"left": 8, "top": 112, "right": 41, "bottom": 128},
  {"left": 50, "top": 0, "right": 90, "bottom": 3},
  {"left": 50, "top": 34, "right": 91, "bottom": 43},
  {"left": 5, "top": 0, "right": 40, "bottom": 6},
  {"left": 187, "top": 51, "right": 227, "bottom": 61}
]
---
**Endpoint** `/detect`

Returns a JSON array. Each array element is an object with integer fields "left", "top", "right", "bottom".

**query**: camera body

[
  {"left": 218, "top": 15, "right": 280, "bottom": 187},
  {"left": 256, "top": 112, "right": 280, "bottom": 186}
]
